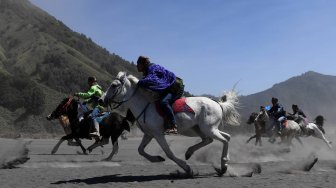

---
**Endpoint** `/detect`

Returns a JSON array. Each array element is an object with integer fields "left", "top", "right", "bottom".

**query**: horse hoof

[
  {"left": 215, "top": 165, "right": 228, "bottom": 177},
  {"left": 252, "top": 163, "right": 262, "bottom": 174},
  {"left": 169, "top": 169, "right": 195, "bottom": 179},
  {"left": 151, "top": 156, "right": 165, "bottom": 162},
  {"left": 185, "top": 152, "right": 192, "bottom": 160},
  {"left": 186, "top": 168, "right": 195, "bottom": 178},
  {"left": 102, "top": 158, "right": 112, "bottom": 161}
]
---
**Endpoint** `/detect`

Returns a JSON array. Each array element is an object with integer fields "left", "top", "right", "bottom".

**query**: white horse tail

[{"left": 218, "top": 90, "right": 240, "bottom": 126}]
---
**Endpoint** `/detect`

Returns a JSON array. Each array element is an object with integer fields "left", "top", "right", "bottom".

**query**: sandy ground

[{"left": 1, "top": 134, "right": 336, "bottom": 188}]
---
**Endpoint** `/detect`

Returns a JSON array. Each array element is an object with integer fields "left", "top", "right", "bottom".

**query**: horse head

[
  {"left": 246, "top": 112, "right": 258, "bottom": 124},
  {"left": 102, "top": 72, "right": 139, "bottom": 108},
  {"left": 47, "top": 97, "right": 78, "bottom": 121}
]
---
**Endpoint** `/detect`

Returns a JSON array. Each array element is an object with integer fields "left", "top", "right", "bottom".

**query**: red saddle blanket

[{"left": 156, "top": 98, "right": 195, "bottom": 116}]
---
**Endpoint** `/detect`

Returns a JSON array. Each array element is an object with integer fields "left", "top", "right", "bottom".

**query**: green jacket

[{"left": 77, "top": 83, "right": 104, "bottom": 110}]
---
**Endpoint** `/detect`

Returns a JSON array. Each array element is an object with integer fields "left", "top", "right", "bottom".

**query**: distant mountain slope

[
  {"left": 0, "top": 0, "right": 139, "bottom": 136},
  {"left": 239, "top": 71, "right": 336, "bottom": 129}
]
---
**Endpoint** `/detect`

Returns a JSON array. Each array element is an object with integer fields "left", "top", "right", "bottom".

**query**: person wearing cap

[
  {"left": 267, "top": 97, "right": 286, "bottom": 134},
  {"left": 74, "top": 76, "right": 104, "bottom": 138},
  {"left": 136, "top": 56, "right": 184, "bottom": 134},
  {"left": 290, "top": 104, "right": 306, "bottom": 118},
  {"left": 289, "top": 104, "right": 308, "bottom": 126}
]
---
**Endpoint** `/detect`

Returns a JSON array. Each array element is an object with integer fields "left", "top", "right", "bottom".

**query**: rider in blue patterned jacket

[{"left": 136, "top": 56, "right": 184, "bottom": 134}]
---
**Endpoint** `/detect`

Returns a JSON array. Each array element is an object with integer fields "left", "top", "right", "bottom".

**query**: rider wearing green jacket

[{"left": 75, "top": 76, "right": 104, "bottom": 138}]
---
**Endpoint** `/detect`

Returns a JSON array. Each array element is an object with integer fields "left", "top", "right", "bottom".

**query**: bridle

[
  {"left": 106, "top": 76, "right": 150, "bottom": 125},
  {"left": 60, "top": 97, "right": 74, "bottom": 113},
  {"left": 106, "top": 77, "right": 139, "bottom": 110}
]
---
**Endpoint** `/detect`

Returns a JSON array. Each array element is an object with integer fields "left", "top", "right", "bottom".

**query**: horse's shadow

[{"left": 51, "top": 174, "right": 202, "bottom": 184}]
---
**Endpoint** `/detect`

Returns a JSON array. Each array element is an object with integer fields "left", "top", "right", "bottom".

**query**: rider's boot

[
  {"left": 90, "top": 120, "right": 101, "bottom": 138},
  {"left": 164, "top": 124, "right": 178, "bottom": 134}
]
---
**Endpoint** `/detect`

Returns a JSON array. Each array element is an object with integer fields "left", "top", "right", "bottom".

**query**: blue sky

[{"left": 30, "top": 0, "right": 336, "bottom": 96}]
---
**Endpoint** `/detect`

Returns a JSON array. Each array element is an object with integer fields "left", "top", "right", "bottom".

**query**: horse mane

[
  {"left": 128, "top": 74, "right": 139, "bottom": 85},
  {"left": 118, "top": 72, "right": 160, "bottom": 101}
]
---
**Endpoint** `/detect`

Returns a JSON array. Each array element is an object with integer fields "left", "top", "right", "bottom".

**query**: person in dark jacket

[
  {"left": 267, "top": 97, "right": 286, "bottom": 134},
  {"left": 289, "top": 104, "right": 308, "bottom": 125},
  {"left": 290, "top": 104, "right": 306, "bottom": 118},
  {"left": 136, "top": 56, "right": 184, "bottom": 134}
]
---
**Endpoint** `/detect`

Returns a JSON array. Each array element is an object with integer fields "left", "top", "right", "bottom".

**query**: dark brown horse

[
  {"left": 47, "top": 97, "right": 135, "bottom": 160},
  {"left": 246, "top": 112, "right": 268, "bottom": 146}
]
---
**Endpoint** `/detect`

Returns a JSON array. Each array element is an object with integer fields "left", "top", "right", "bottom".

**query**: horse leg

[
  {"left": 185, "top": 137, "right": 213, "bottom": 160},
  {"left": 312, "top": 127, "right": 332, "bottom": 149},
  {"left": 104, "top": 138, "right": 119, "bottom": 161},
  {"left": 75, "top": 138, "right": 87, "bottom": 154},
  {"left": 87, "top": 137, "right": 109, "bottom": 153},
  {"left": 210, "top": 130, "right": 230, "bottom": 176},
  {"left": 138, "top": 134, "right": 165, "bottom": 162},
  {"left": 67, "top": 139, "right": 80, "bottom": 146},
  {"left": 295, "top": 135, "right": 304, "bottom": 146},
  {"left": 51, "top": 137, "right": 66, "bottom": 154},
  {"left": 154, "top": 135, "right": 193, "bottom": 177},
  {"left": 246, "top": 135, "right": 257, "bottom": 144},
  {"left": 256, "top": 134, "right": 262, "bottom": 146},
  {"left": 286, "top": 134, "right": 295, "bottom": 147}
]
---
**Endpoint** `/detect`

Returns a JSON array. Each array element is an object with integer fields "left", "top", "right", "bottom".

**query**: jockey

[
  {"left": 74, "top": 76, "right": 104, "bottom": 138},
  {"left": 136, "top": 56, "right": 184, "bottom": 134},
  {"left": 289, "top": 104, "right": 307, "bottom": 125},
  {"left": 255, "top": 106, "right": 268, "bottom": 131},
  {"left": 267, "top": 97, "right": 286, "bottom": 134}
]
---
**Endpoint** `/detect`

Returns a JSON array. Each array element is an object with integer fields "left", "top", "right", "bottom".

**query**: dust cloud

[
  {"left": 161, "top": 125, "right": 336, "bottom": 175},
  {"left": 0, "top": 140, "right": 31, "bottom": 169}
]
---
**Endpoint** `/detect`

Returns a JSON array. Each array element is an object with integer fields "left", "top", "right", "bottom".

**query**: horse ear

[{"left": 120, "top": 72, "right": 127, "bottom": 85}]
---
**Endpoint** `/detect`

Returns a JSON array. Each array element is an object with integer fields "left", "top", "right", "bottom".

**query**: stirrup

[
  {"left": 164, "top": 128, "right": 178, "bottom": 134},
  {"left": 90, "top": 132, "right": 101, "bottom": 137}
]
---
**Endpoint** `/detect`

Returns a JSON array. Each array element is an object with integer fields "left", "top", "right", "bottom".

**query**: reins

[
  {"left": 106, "top": 78, "right": 152, "bottom": 128},
  {"left": 61, "top": 97, "right": 74, "bottom": 112},
  {"left": 107, "top": 85, "right": 139, "bottom": 110}
]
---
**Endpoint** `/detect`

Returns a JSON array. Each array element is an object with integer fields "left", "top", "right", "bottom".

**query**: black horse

[{"left": 47, "top": 97, "right": 135, "bottom": 160}]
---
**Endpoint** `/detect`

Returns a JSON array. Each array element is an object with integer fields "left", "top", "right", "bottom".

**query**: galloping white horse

[
  {"left": 101, "top": 72, "right": 240, "bottom": 177},
  {"left": 293, "top": 115, "right": 332, "bottom": 149}
]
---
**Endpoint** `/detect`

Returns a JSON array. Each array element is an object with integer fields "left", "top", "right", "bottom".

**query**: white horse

[
  {"left": 101, "top": 72, "right": 240, "bottom": 177},
  {"left": 291, "top": 115, "right": 332, "bottom": 149}
]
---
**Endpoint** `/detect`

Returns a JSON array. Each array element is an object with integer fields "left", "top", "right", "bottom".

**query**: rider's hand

[
  {"left": 98, "top": 99, "right": 104, "bottom": 106},
  {"left": 73, "top": 93, "right": 79, "bottom": 97},
  {"left": 46, "top": 114, "right": 52, "bottom": 121}
]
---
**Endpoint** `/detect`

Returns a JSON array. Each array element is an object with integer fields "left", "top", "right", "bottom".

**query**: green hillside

[{"left": 0, "top": 0, "right": 139, "bottom": 136}]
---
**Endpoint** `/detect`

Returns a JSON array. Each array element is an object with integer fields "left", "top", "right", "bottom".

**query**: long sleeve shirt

[
  {"left": 77, "top": 83, "right": 104, "bottom": 110},
  {"left": 137, "top": 63, "right": 176, "bottom": 92}
]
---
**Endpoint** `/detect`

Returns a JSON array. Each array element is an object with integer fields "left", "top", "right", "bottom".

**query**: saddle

[
  {"left": 155, "top": 98, "right": 195, "bottom": 116},
  {"left": 155, "top": 98, "right": 195, "bottom": 128}
]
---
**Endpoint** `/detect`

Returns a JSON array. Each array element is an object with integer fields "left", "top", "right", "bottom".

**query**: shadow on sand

[
  {"left": 51, "top": 174, "right": 205, "bottom": 184},
  {"left": 31, "top": 153, "right": 101, "bottom": 156}
]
